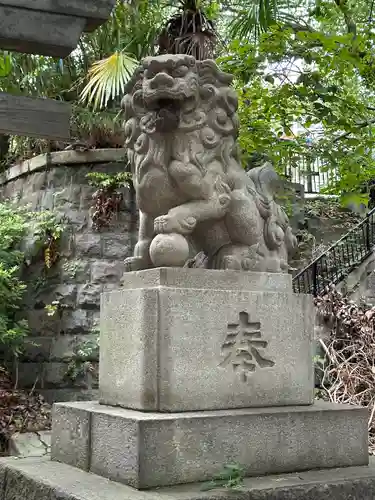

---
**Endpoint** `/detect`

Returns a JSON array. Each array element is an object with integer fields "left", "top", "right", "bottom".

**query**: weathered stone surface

[
  {"left": 63, "top": 310, "right": 93, "bottom": 335},
  {"left": 4, "top": 457, "right": 375, "bottom": 500},
  {"left": 77, "top": 284, "right": 102, "bottom": 309},
  {"left": 51, "top": 402, "right": 93, "bottom": 471},
  {"left": 50, "top": 400, "right": 368, "bottom": 489},
  {"left": 91, "top": 312, "right": 100, "bottom": 330},
  {"left": 43, "top": 362, "right": 70, "bottom": 387},
  {"left": 54, "top": 283, "right": 77, "bottom": 303},
  {"left": 19, "top": 191, "right": 40, "bottom": 210},
  {"left": 0, "top": 151, "right": 135, "bottom": 398},
  {"left": 53, "top": 186, "right": 82, "bottom": 207},
  {"left": 20, "top": 337, "right": 52, "bottom": 362},
  {"left": 39, "top": 189, "right": 55, "bottom": 210},
  {"left": 40, "top": 388, "right": 99, "bottom": 404},
  {"left": 74, "top": 233, "right": 102, "bottom": 257},
  {"left": 0, "top": 0, "right": 117, "bottom": 29},
  {"left": 46, "top": 166, "right": 69, "bottom": 188},
  {"left": 0, "top": 91, "right": 70, "bottom": 142},
  {"left": 110, "top": 211, "right": 134, "bottom": 231},
  {"left": 50, "top": 335, "right": 86, "bottom": 361},
  {"left": 61, "top": 259, "right": 90, "bottom": 283},
  {"left": 57, "top": 204, "right": 88, "bottom": 229},
  {"left": 10, "top": 358, "right": 93, "bottom": 390},
  {"left": 102, "top": 235, "right": 132, "bottom": 259},
  {"left": 121, "top": 267, "right": 292, "bottom": 291},
  {"left": 9, "top": 432, "right": 50, "bottom": 458},
  {"left": 24, "top": 309, "right": 61, "bottom": 337},
  {"left": 11, "top": 8, "right": 77, "bottom": 54},
  {"left": 102, "top": 283, "right": 122, "bottom": 294},
  {"left": 90, "top": 409, "right": 140, "bottom": 486},
  {"left": 0, "top": 150, "right": 126, "bottom": 185},
  {"left": 59, "top": 230, "right": 75, "bottom": 258},
  {"left": 11, "top": 362, "right": 44, "bottom": 389},
  {"left": 91, "top": 260, "right": 125, "bottom": 284},
  {"left": 0, "top": 1, "right": 116, "bottom": 58},
  {"left": 30, "top": 171, "right": 48, "bottom": 192},
  {"left": 123, "top": 55, "right": 297, "bottom": 272},
  {"left": 100, "top": 270, "right": 314, "bottom": 411}
]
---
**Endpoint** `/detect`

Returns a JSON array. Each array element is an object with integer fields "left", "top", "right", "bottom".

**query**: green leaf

[
  {"left": 0, "top": 53, "right": 12, "bottom": 77},
  {"left": 80, "top": 51, "right": 138, "bottom": 110}
]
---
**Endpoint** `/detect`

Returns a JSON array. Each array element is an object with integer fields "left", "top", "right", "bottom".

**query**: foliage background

[
  {"left": 0, "top": 204, "right": 60, "bottom": 358},
  {"left": 0, "top": 1, "right": 374, "bottom": 204},
  {"left": 0, "top": 0, "right": 374, "bottom": 448}
]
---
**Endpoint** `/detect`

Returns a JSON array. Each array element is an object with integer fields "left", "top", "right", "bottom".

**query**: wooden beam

[{"left": 0, "top": 93, "right": 71, "bottom": 141}]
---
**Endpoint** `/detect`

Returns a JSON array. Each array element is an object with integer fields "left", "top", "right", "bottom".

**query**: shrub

[
  {"left": 0, "top": 202, "right": 60, "bottom": 357},
  {"left": 315, "top": 285, "right": 375, "bottom": 454}
]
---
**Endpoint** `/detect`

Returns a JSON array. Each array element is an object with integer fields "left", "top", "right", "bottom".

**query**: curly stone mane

[
  {"left": 122, "top": 54, "right": 297, "bottom": 273},
  {"left": 122, "top": 55, "right": 240, "bottom": 184}
]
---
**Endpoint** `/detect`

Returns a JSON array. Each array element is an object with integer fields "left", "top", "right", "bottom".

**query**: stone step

[
  {"left": 8, "top": 431, "right": 51, "bottom": 458},
  {"left": 51, "top": 400, "right": 368, "bottom": 489},
  {"left": 2, "top": 456, "right": 375, "bottom": 500}
]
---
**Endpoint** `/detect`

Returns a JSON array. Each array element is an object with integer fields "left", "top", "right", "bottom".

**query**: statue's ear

[
  {"left": 124, "top": 66, "right": 144, "bottom": 95},
  {"left": 197, "top": 59, "right": 233, "bottom": 87}
]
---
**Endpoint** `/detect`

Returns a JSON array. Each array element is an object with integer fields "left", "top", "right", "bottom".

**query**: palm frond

[
  {"left": 227, "top": 0, "right": 279, "bottom": 41},
  {"left": 158, "top": 0, "right": 218, "bottom": 59},
  {"left": 80, "top": 52, "right": 138, "bottom": 110}
]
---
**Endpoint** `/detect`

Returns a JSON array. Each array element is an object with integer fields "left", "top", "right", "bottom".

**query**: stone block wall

[
  {"left": 0, "top": 152, "right": 363, "bottom": 403},
  {"left": 0, "top": 149, "right": 137, "bottom": 403}
]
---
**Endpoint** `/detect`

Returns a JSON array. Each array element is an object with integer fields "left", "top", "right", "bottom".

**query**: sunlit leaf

[
  {"left": 0, "top": 53, "right": 12, "bottom": 78},
  {"left": 80, "top": 51, "right": 138, "bottom": 110}
]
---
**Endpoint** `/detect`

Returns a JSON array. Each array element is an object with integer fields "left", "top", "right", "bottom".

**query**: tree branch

[
  {"left": 369, "top": 0, "right": 375, "bottom": 24},
  {"left": 333, "top": 0, "right": 357, "bottom": 35},
  {"left": 282, "top": 21, "right": 316, "bottom": 33},
  {"left": 333, "top": 118, "right": 375, "bottom": 143}
]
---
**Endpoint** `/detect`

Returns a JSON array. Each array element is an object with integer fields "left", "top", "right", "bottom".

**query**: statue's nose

[{"left": 150, "top": 72, "right": 174, "bottom": 89}]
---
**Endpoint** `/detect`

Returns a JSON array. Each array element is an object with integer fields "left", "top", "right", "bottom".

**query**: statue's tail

[
  {"left": 247, "top": 162, "right": 281, "bottom": 202},
  {"left": 248, "top": 162, "right": 298, "bottom": 257}
]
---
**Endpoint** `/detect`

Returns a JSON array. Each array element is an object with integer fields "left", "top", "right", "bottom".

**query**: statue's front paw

[
  {"left": 154, "top": 214, "right": 196, "bottom": 235},
  {"left": 124, "top": 256, "right": 149, "bottom": 272}
]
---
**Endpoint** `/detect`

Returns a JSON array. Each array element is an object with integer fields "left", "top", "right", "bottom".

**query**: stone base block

[
  {"left": 2, "top": 457, "right": 375, "bottom": 500},
  {"left": 51, "top": 400, "right": 368, "bottom": 489},
  {"left": 100, "top": 268, "right": 314, "bottom": 411}
]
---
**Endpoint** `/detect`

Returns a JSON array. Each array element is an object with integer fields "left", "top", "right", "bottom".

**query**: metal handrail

[{"left": 292, "top": 207, "right": 375, "bottom": 296}]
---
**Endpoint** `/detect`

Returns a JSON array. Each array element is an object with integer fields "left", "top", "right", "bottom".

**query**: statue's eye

[
  {"left": 173, "top": 65, "right": 188, "bottom": 77},
  {"left": 144, "top": 69, "right": 154, "bottom": 79}
]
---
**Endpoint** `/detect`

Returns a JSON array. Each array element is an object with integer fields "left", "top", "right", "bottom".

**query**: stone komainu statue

[{"left": 122, "top": 54, "right": 297, "bottom": 272}]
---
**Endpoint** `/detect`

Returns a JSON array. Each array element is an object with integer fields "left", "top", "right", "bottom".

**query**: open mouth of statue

[
  {"left": 144, "top": 89, "right": 185, "bottom": 109},
  {"left": 156, "top": 97, "right": 180, "bottom": 108}
]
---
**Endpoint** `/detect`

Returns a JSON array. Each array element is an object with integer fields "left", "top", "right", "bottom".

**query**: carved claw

[
  {"left": 214, "top": 176, "right": 231, "bottom": 195},
  {"left": 213, "top": 176, "right": 231, "bottom": 210},
  {"left": 124, "top": 256, "right": 149, "bottom": 272},
  {"left": 154, "top": 214, "right": 197, "bottom": 235},
  {"left": 222, "top": 255, "right": 242, "bottom": 270},
  {"left": 184, "top": 251, "right": 209, "bottom": 268}
]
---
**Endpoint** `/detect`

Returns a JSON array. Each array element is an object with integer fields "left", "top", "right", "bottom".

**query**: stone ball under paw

[{"left": 149, "top": 233, "right": 190, "bottom": 267}]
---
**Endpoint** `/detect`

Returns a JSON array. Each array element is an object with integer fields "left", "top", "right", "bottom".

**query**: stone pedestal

[
  {"left": 0, "top": 268, "right": 370, "bottom": 499},
  {"left": 51, "top": 400, "right": 368, "bottom": 489},
  {"left": 99, "top": 268, "right": 314, "bottom": 411},
  {"left": 50, "top": 268, "right": 368, "bottom": 490}
]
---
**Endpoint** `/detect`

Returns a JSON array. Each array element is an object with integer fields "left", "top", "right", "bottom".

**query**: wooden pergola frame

[{"left": 0, "top": 0, "right": 116, "bottom": 141}]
